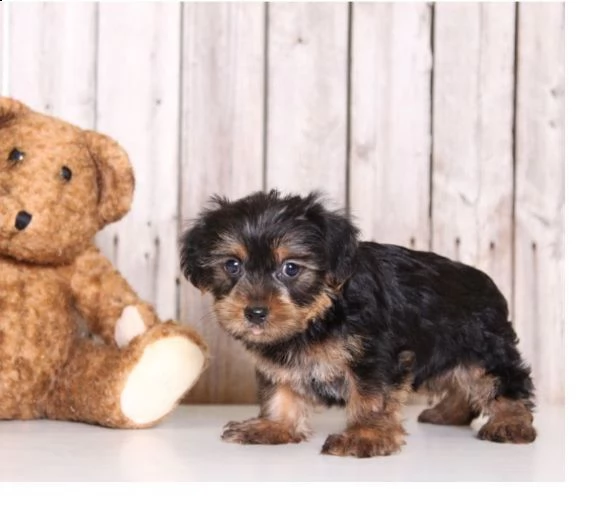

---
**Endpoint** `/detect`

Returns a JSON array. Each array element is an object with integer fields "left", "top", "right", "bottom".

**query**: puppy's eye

[
  {"left": 61, "top": 166, "right": 72, "bottom": 182},
  {"left": 224, "top": 258, "right": 242, "bottom": 276},
  {"left": 282, "top": 261, "right": 301, "bottom": 278},
  {"left": 8, "top": 148, "right": 25, "bottom": 162}
]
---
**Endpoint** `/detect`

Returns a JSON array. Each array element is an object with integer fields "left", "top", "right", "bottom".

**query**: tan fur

[
  {"left": 273, "top": 245, "right": 292, "bottom": 263},
  {"left": 322, "top": 379, "right": 410, "bottom": 458},
  {"left": 419, "top": 366, "right": 535, "bottom": 441},
  {"left": 418, "top": 390, "right": 477, "bottom": 425},
  {"left": 251, "top": 336, "right": 356, "bottom": 405},
  {"left": 213, "top": 235, "right": 248, "bottom": 261},
  {"left": 477, "top": 397, "right": 536, "bottom": 443},
  {"left": 0, "top": 97, "right": 207, "bottom": 428},
  {"left": 221, "top": 417, "right": 307, "bottom": 444},
  {"left": 422, "top": 366, "right": 497, "bottom": 413},
  {"left": 262, "top": 384, "right": 311, "bottom": 435},
  {"left": 321, "top": 423, "right": 406, "bottom": 458},
  {"left": 222, "top": 383, "right": 311, "bottom": 444},
  {"left": 214, "top": 285, "right": 335, "bottom": 345},
  {"left": 298, "top": 290, "right": 335, "bottom": 325},
  {"left": 247, "top": 335, "right": 410, "bottom": 458}
]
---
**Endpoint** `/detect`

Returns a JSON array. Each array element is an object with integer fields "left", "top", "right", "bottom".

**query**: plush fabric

[{"left": 0, "top": 97, "right": 207, "bottom": 428}]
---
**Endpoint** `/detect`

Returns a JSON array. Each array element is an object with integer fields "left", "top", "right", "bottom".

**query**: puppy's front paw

[
  {"left": 221, "top": 418, "right": 307, "bottom": 445},
  {"left": 321, "top": 426, "right": 405, "bottom": 458}
]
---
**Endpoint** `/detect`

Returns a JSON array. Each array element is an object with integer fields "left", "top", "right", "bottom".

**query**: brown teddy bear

[{"left": 0, "top": 96, "right": 207, "bottom": 428}]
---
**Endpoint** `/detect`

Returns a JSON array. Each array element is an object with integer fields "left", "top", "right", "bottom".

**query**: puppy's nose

[
  {"left": 15, "top": 211, "right": 32, "bottom": 231},
  {"left": 244, "top": 306, "right": 269, "bottom": 324}
]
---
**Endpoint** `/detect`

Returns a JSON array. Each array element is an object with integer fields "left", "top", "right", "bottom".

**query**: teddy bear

[{"left": 0, "top": 96, "right": 207, "bottom": 428}]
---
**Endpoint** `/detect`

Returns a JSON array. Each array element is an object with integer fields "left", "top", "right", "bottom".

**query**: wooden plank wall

[
  {"left": 179, "top": 3, "right": 265, "bottom": 404},
  {"left": 96, "top": 3, "right": 182, "bottom": 322},
  {"left": 350, "top": 3, "right": 431, "bottom": 249},
  {"left": 0, "top": 2, "right": 565, "bottom": 405},
  {"left": 0, "top": 3, "right": 4, "bottom": 92},
  {"left": 515, "top": 4, "right": 565, "bottom": 405}
]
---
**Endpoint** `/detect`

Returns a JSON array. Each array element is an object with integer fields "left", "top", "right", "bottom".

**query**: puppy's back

[{"left": 349, "top": 241, "right": 511, "bottom": 324}]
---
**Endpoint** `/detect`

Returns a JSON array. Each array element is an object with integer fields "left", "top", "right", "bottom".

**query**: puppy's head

[{"left": 180, "top": 190, "right": 359, "bottom": 345}]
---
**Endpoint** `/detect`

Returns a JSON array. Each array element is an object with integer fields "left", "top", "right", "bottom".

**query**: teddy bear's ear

[
  {"left": 0, "top": 97, "right": 31, "bottom": 126},
  {"left": 84, "top": 130, "right": 135, "bottom": 226}
]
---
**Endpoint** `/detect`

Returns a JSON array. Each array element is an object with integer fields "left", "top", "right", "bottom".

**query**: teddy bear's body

[
  {"left": 1, "top": 257, "right": 73, "bottom": 419},
  {"left": 0, "top": 97, "right": 207, "bottom": 428}
]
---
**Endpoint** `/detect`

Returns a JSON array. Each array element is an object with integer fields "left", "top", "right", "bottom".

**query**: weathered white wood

[
  {"left": 350, "top": 3, "right": 432, "bottom": 249},
  {"left": 266, "top": 3, "right": 348, "bottom": 201},
  {"left": 95, "top": 3, "right": 181, "bottom": 321},
  {"left": 515, "top": 4, "right": 564, "bottom": 404},
  {"left": 8, "top": 2, "right": 96, "bottom": 127},
  {"left": 179, "top": 3, "right": 266, "bottom": 404},
  {"left": 432, "top": 3, "right": 516, "bottom": 305},
  {"left": 0, "top": 3, "right": 5, "bottom": 94}
]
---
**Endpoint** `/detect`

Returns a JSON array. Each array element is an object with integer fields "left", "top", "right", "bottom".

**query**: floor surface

[{"left": 0, "top": 405, "right": 564, "bottom": 481}]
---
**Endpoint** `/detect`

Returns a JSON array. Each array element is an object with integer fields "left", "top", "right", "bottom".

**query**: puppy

[{"left": 180, "top": 190, "right": 536, "bottom": 458}]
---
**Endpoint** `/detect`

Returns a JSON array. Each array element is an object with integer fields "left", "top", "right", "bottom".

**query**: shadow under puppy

[{"left": 180, "top": 190, "right": 536, "bottom": 458}]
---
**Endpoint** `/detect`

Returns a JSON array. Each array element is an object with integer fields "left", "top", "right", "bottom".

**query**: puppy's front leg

[
  {"left": 321, "top": 383, "right": 409, "bottom": 458},
  {"left": 222, "top": 374, "right": 311, "bottom": 445}
]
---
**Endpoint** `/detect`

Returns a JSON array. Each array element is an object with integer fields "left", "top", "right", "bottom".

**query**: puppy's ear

[
  {"left": 322, "top": 209, "right": 359, "bottom": 288},
  {"left": 179, "top": 218, "right": 213, "bottom": 293}
]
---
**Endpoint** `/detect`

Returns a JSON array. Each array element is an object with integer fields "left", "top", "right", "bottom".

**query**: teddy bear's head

[{"left": 0, "top": 97, "right": 134, "bottom": 265}]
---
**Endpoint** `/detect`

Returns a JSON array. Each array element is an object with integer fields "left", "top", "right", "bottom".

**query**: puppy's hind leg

[
  {"left": 476, "top": 360, "right": 537, "bottom": 444},
  {"left": 418, "top": 389, "right": 478, "bottom": 426},
  {"left": 453, "top": 356, "right": 536, "bottom": 444}
]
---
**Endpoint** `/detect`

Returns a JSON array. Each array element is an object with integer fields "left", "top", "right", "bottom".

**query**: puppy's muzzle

[{"left": 244, "top": 306, "right": 269, "bottom": 325}]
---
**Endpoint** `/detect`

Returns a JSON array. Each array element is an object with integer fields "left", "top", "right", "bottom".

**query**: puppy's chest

[{"left": 255, "top": 339, "right": 352, "bottom": 406}]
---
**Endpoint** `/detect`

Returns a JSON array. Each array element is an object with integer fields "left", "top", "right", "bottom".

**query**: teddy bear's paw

[
  {"left": 120, "top": 334, "right": 206, "bottom": 426},
  {"left": 115, "top": 305, "right": 148, "bottom": 348}
]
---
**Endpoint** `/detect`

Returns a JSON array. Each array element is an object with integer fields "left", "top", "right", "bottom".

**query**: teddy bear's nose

[{"left": 15, "top": 211, "right": 32, "bottom": 231}]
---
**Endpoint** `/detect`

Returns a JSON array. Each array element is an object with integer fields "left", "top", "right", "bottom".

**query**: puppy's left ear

[
  {"left": 179, "top": 219, "right": 213, "bottom": 293},
  {"left": 323, "top": 210, "right": 359, "bottom": 288}
]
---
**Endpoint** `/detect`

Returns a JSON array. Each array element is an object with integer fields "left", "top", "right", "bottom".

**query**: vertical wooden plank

[
  {"left": 266, "top": 3, "right": 348, "bottom": 201},
  {"left": 515, "top": 4, "right": 564, "bottom": 404},
  {"left": 8, "top": 2, "right": 96, "bottom": 127},
  {"left": 0, "top": 3, "right": 5, "bottom": 94},
  {"left": 96, "top": 3, "right": 181, "bottom": 321},
  {"left": 179, "top": 3, "right": 265, "bottom": 403},
  {"left": 432, "top": 3, "right": 516, "bottom": 304},
  {"left": 350, "top": 3, "right": 431, "bottom": 248}
]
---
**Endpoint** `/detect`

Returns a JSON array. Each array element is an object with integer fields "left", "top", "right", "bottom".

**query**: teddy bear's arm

[{"left": 69, "top": 246, "right": 160, "bottom": 347}]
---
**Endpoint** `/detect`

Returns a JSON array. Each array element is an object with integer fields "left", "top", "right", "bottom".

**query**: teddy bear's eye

[
  {"left": 61, "top": 166, "right": 72, "bottom": 182},
  {"left": 8, "top": 148, "right": 25, "bottom": 162}
]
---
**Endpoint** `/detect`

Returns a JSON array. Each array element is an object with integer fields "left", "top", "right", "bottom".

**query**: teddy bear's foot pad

[{"left": 120, "top": 336, "right": 205, "bottom": 426}]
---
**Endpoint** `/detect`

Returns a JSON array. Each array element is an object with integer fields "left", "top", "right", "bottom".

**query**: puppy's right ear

[
  {"left": 179, "top": 219, "right": 213, "bottom": 293},
  {"left": 326, "top": 211, "right": 359, "bottom": 288}
]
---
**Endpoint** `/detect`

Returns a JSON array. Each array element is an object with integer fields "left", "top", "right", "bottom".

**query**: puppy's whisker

[{"left": 193, "top": 309, "right": 219, "bottom": 324}]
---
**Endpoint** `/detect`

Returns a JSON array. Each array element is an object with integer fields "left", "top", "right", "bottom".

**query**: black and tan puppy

[{"left": 180, "top": 190, "right": 536, "bottom": 458}]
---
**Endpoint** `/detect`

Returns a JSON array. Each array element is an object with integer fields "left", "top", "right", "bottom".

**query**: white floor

[{"left": 0, "top": 404, "right": 564, "bottom": 481}]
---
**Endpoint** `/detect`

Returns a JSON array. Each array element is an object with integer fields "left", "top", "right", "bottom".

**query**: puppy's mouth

[
  {"left": 223, "top": 316, "right": 292, "bottom": 345},
  {"left": 248, "top": 323, "right": 265, "bottom": 336}
]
